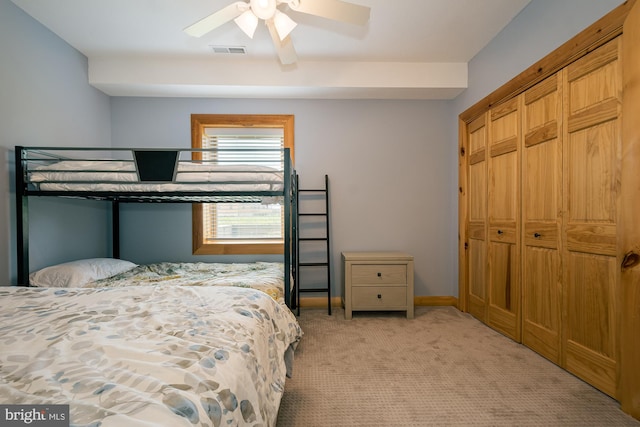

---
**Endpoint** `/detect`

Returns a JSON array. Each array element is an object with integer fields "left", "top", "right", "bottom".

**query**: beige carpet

[{"left": 276, "top": 306, "right": 640, "bottom": 427}]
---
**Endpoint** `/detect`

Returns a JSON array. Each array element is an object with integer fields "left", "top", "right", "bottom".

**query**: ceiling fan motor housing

[{"left": 250, "top": 0, "right": 277, "bottom": 20}]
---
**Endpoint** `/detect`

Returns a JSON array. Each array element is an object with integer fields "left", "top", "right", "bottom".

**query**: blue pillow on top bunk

[{"left": 29, "top": 258, "right": 138, "bottom": 288}]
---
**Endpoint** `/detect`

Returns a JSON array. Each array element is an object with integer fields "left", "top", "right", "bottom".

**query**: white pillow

[{"left": 29, "top": 258, "right": 138, "bottom": 287}]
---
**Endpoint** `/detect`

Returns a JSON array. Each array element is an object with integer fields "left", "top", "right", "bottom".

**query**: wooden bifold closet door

[
  {"left": 466, "top": 114, "right": 488, "bottom": 323},
  {"left": 562, "top": 37, "right": 621, "bottom": 398},
  {"left": 487, "top": 97, "right": 521, "bottom": 342},
  {"left": 521, "top": 73, "right": 562, "bottom": 365}
]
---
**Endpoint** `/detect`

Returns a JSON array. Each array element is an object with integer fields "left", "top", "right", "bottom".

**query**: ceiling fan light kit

[
  {"left": 272, "top": 9, "right": 297, "bottom": 41},
  {"left": 184, "top": 0, "right": 371, "bottom": 64},
  {"left": 234, "top": 10, "right": 259, "bottom": 38}
]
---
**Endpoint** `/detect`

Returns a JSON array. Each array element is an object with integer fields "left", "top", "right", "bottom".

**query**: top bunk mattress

[
  {"left": 16, "top": 147, "right": 293, "bottom": 201},
  {"left": 28, "top": 160, "right": 284, "bottom": 192}
]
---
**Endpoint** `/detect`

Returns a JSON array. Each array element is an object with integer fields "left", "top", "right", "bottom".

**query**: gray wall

[
  {"left": 454, "top": 0, "right": 624, "bottom": 113},
  {"left": 110, "top": 97, "right": 456, "bottom": 298},
  {"left": 0, "top": 0, "right": 112, "bottom": 284}
]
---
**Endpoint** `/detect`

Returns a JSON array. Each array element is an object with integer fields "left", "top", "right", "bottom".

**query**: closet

[{"left": 458, "top": 0, "right": 639, "bottom": 419}]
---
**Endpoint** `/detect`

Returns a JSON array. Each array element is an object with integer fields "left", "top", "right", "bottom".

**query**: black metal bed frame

[{"left": 14, "top": 145, "right": 298, "bottom": 309}]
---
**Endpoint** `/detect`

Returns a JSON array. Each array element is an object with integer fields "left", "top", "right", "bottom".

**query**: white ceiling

[{"left": 11, "top": 0, "right": 531, "bottom": 99}]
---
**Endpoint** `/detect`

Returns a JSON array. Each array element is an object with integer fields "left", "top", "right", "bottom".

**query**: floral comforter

[
  {"left": 86, "top": 262, "right": 289, "bottom": 304},
  {"left": 0, "top": 285, "right": 302, "bottom": 427}
]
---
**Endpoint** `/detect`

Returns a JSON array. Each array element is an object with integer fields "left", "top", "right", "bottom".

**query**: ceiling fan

[{"left": 184, "top": 0, "right": 371, "bottom": 65}]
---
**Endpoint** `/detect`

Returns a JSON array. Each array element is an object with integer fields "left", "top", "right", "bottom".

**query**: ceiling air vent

[{"left": 209, "top": 45, "right": 247, "bottom": 55}]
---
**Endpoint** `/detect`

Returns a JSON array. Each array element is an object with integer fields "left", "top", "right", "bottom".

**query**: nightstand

[{"left": 342, "top": 251, "right": 414, "bottom": 319}]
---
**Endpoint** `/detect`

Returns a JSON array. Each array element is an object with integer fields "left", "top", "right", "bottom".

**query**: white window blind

[{"left": 202, "top": 132, "right": 284, "bottom": 242}]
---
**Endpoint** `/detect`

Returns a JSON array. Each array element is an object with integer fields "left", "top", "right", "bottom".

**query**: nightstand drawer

[
  {"left": 352, "top": 286, "right": 407, "bottom": 308},
  {"left": 351, "top": 264, "right": 407, "bottom": 285}
]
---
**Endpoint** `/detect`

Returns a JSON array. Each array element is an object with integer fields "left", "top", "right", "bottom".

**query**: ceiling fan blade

[
  {"left": 267, "top": 20, "right": 298, "bottom": 64},
  {"left": 184, "top": 1, "right": 249, "bottom": 37},
  {"left": 286, "top": 0, "right": 370, "bottom": 26}
]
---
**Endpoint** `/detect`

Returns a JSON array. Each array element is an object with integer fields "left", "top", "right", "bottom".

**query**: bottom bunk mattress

[
  {"left": 83, "top": 262, "right": 289, "bottom": 304},
  {"left": 0, "top": 285, "right": 302, "bottom": 427}
]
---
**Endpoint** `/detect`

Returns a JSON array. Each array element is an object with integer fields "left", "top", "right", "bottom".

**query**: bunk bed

[
  {"left": 5, "top": 145, "right": 301, "bottom": 426},
  {"left": 14, "top": 145, "right": 297, "bottom": 306}
]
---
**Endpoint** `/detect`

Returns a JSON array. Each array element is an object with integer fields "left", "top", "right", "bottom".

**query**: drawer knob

[
  {"left": 534, "top": 232, "right": 541, "bottom": 238},
  {"left": 377, "top": 294, "right": 382, "bottom": 299},
  {"left": 377, "top": 272, "right": 382, "bottom": 277},
  {"left": 497, "top": 229, "right": 504, "bottom": 235}
]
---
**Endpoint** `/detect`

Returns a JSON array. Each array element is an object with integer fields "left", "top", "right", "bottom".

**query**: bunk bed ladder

[{"left": 295, "top": 174, "right": 331, "bottom": 315}]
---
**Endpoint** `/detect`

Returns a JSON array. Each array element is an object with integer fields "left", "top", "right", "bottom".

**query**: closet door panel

[
  {"left": 523, "top": 246, "right": 561, "bottom": 360},
  {"left": 468, "top": 236, "right": 486, "bottom": 318},
  {"left": 488, "top": 241, "right": 518, "bottom": 336},
  {"left": 522, "top": 73, "right": 562, "bottom": 364},
  {"left": 566, "top": 121, "right": 619, "bottom": 256},
  {"left": 469, "top": 162, "right": 486, "bottom": 222},
  {"left": 565, "top": 252, "right": 618, "bottom": 397},
  {"left": 563, "top": 37, "right": 621, "bottom": 398},
  {"left": 487, "top": 98, "right": 521, "bottom": 341},
  {"left": 489, "top": 152, "right": 518, "bottom": 223},
  {"left": 467, "top": 114, "right": 488, "bottom": 322}
]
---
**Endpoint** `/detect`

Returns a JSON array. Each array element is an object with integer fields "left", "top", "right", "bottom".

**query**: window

[{"left": 191, "top": 114, "right": 294, "bottom": 255}]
